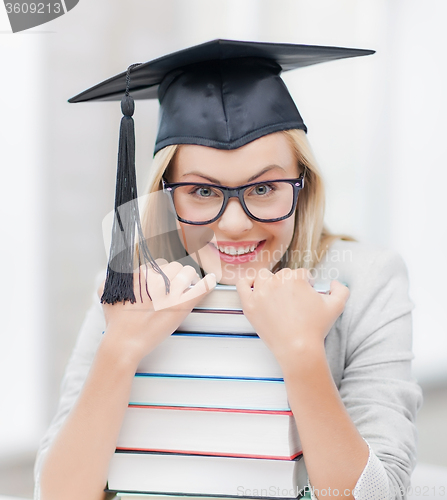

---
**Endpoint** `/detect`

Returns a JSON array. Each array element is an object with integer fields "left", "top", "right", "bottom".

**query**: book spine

[
  {"left": 126, "top": 405, "right": 292, "bottom": 415},
  {"left": 114, "top": 447, "right": 302, "bottom": 461}
]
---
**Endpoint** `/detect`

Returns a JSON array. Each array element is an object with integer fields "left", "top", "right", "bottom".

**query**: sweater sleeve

[
  {"left": 307, "top": 440, "right": 390, "bottom": 500},
  {"left": 352, "top": 442, "right": 390, "bottom": 499},
  {"left": 307, "top": 247, "right": 421, "bottom": 500},
  {"left": 33, "top": 283, "right": 106, "bottom": 499},
  {"left": 336, "top": 248, "right": 423, "bottom": 500}
]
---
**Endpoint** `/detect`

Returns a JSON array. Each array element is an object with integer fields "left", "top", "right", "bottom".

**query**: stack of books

[{"left": 106, "top": 285, "right": 310, "bottom": 499}]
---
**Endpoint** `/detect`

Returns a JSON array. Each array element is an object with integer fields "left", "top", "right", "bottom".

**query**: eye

[
  {"left": 249, "top": 183, "right": 274, "bottom": 196},
  {"left": 197, "top": 187, "right": 213, "bottom": 197},
  {"left": 189, "top": 185, "right": 219, "bottom": 198},
  {"left": 256, "top": 185, "right": 269, "bottom": 195}
]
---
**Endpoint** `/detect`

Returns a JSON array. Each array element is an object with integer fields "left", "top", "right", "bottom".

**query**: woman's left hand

[{"left": 236, "top": 268, "right": 350, "bottom": 364}]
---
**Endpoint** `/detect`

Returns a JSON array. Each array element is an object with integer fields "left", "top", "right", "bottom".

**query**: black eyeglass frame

[{"left": 162, "top": 174, "right": 305, "bottom": 225}]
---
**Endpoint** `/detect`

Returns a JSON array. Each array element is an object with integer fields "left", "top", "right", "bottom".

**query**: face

[{"left": 168, "top": 132, "right": 300, "bottom": 284}]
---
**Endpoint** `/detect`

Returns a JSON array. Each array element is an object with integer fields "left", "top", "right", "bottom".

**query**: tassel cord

[{"left": 101, "top": 63, "right": 171, "bottom": 304}]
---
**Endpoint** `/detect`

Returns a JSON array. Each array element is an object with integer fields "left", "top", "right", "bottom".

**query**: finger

[
  {"left": 274, "top": 267, "right": 294, "bottom": 283},
  {"left": 253, "top": 267, "right": 273, "bottom": 289},
  {"left": 135, "top": 262, "right": 183, "bottom": 301},
  {"left": 151, "top": 269, "right": 213, "bottom": 311},
  {"left": 236, "top": 277, "right": 254, "bottom": 307},
  {"left": 293, "top": 267, "right": 313, "bottom": 283},
  {"left": 178, "top": 273, "right": 217, "bottom": 304},
  {"left": 185, "top": 267, "right": 201, "bottom": 285},
  {"left": 305, "top": 268, "right": 314, "bottom": 286},
  {"left": 155, "top": 258, "right": 169, "bottom": 267},
  {"left": 326, "top": 280, "right": 350, "bottom": 313},
  {"left": 142, "top": 261, "right": 184, "bottom": 282},
  {"left": 171, "top": 265, "right": 201, "bottom": 293}
]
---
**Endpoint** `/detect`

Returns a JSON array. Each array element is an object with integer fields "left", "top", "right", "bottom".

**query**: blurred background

[{"left": 1, "top": 0, "right": 446, "bottom": 497}]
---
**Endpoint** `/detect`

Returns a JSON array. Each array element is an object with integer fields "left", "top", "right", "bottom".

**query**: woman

[{"left": 35, "top": 40, "right": 422, "bottom": 500}]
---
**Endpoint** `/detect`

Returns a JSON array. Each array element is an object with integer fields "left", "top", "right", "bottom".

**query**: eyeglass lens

[{"left": 172, "top": 181, "right": 295, "bottom": 223}]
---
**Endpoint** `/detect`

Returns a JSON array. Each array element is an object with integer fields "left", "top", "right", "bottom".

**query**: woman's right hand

[
  {"left": 40, "top": 259, "right": 214, "bottom": 500},
  {"left": 98, "top": 259, "right": 216, "bottom": 366}
]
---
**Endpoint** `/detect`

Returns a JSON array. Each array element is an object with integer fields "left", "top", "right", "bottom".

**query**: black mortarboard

[{"left": 69, "top": 39, "right": 374, "bottom": 304}]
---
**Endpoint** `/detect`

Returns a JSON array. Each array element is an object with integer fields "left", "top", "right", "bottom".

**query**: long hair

[
  {"left": 279, "top": 129, "right": 351, "bottom": 270},
  {"left": 140, "top": 129, "right": 348, "bottom": 271}
]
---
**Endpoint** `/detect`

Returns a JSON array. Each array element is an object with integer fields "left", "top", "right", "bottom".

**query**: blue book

[{"left": 129, "top": 373, "right": 289, "bottom": 412}]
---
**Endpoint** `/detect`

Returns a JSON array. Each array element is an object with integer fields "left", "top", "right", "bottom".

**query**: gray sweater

[{"left": 34, "top": 240, "right": 422, "bottom": 499}]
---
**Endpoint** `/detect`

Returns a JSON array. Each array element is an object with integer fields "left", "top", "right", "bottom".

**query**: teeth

[{"left": 217, "top": 243, "right": 259, "bottom": 256}]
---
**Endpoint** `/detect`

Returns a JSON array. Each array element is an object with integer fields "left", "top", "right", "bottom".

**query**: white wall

[
  {"left": 0, "top": 11, "right": 46, "bottom": 458},
  {"left": 386, "top": 0, "right": 447, "bottom": 384}
]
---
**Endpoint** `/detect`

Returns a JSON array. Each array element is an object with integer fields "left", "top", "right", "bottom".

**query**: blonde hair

[{"left": 140, "top": 129, "right": 349, "bottom": 271}]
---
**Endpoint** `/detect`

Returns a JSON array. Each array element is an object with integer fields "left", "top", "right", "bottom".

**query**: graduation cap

[{"left": 69, "top": 39, "right": 374, "bottom": 304}]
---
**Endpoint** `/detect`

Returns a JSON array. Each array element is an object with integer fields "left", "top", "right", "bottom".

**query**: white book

[
  {"left": 129, "top": 374, "right": 289, "bottom": 411},
  {"left": 177, "top": 310, "right": 255, "bottom": 334},
  {"left": 108, "top": 452, "right": 308, "bottom": 498},
  {"left": 179, "top": 283, "right": 332, "bottom": 334},
  {"left": 116, "top": 406, "right": 301, "bottom": 460},
  {"left": 194, "top": 283, "right": 331, "bottom": 312},
  {"left": 194, "top": 284, "right": 243, "bottom": 311},
  {"left": 117, "top": 496, "right": 241, "bottom": 500},
  {"left": 137, "top": 334, "right": 283, "bottom": 379}
]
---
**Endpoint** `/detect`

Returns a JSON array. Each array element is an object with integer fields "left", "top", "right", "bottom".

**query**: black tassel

[{"left": 101, "top": 64, "right": 170, "bottom": 305}]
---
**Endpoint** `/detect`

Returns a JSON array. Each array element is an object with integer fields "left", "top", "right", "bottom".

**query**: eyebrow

[{"left": 181, "top": 165, "right": 287, "bottom": 184}]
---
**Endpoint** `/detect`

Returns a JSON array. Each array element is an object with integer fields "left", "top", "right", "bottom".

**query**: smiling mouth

[{"left": 211, "top": 241, "right": 264, "bottom": 256}]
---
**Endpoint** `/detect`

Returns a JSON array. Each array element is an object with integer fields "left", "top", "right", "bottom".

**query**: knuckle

[
  {"left": 274, "top": 268, "right": 294, "bottom": 285},
  {"left": 155, "top": 258, "right": 169, "bottom": 266},
  {"left": 258, "top": 268, "right": 271, "bottom": 279},
  {"left": 167, "top": 261, "right": 183, "bottom": 272},
  {"left": 182, "top": 265, "right": 197, "bottom": 274}
]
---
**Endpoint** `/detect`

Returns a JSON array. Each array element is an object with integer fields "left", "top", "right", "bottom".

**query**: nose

[{"left": 217, "top": 198, "right": 254, "bottom": 235}]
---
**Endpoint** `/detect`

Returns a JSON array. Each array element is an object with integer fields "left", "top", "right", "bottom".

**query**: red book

[{"left": 116, "top": 405, "right": 302, "bottom": 460}]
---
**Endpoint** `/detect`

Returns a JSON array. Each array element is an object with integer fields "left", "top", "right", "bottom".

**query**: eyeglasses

[{"left": 162, "top": 174, "right": 304, "bottom": 225}]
